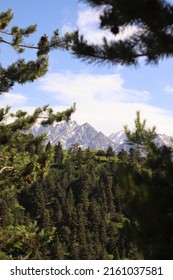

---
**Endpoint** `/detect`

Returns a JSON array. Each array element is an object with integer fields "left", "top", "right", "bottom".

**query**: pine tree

[
  {"left": 73, "top": 0, "right": 173, "bottom": 66},
  {"left": 53, "top": 142, "right": 64, "bottom": 167},
  {"left": 106, "top": 146, "right": 115, "bottom": 162},
  {"left": 0, "top": 106, "right": 75, "bottom": 191},
  {"left": 0, "top": 105, "right": 75, "bottom": 260},
  {"left": 124, "top": 111, "right": 156, "bottom": 146},
  {"left": 120, "top": 113, "right": 173, "bottom": 259}
]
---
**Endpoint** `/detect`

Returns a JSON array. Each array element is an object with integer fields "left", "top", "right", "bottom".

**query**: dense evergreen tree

[
  {"left": 119, "top": 113, "right": 173, "bottom": 259},
  {"left": 106, "top": 145, "right": 115, "bottom": 161},
  {"left": 53, "top": 142, "right": 64, "bottom": 167},
  {"left": 0, "top": 105, "right": 75, "bottom": 260}
]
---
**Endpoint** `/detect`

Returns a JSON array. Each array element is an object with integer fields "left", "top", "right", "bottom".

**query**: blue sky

[{"left": 1, "top": 0, "right": 173, "bottom": 136}]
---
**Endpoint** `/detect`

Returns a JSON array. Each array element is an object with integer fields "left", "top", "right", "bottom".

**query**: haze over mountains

[{"left": 30, "top": 120, "right": 173, "bottom": 154}]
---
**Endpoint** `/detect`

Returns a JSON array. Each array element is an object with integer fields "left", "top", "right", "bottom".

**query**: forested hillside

[{"left": 1, "top": 111, "right": 173, "bottom": 260}]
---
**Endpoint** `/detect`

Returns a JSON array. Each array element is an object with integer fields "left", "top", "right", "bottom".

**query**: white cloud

[
  {"left": 38, "top": 71, "right": 173, "bottom": 136},
  {"left": 76, "top": 5, "right": 107, "bottom": 43},
  {"left": 61, "top": 23, "right": 76, "bottom": 35},
  {"left": 39, "top": 72, "right": 150, "bottom": 103},
  {"left": 0, "top": 92, "right": 27, "bottom": 108},
  {"left": 76, "top": 4, "right": 140, "bottom": 44},
  {"left": 165, "top": 85, "right": 173, "bottom": 95}
]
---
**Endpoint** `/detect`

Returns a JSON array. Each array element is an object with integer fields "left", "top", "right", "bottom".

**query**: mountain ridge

[{"left": 29, "top": 120, "right": 173, "bottom": 153}]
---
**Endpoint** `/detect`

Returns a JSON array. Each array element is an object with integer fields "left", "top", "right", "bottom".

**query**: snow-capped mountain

[
  {"left": 29, "top": 120, "right": 173, "bottom": 153},
  {"left": 108, "top": 130, "right": 132, "bottom": 154},
  {"left": 66, "top": 122, "right": 98, "bottom": 150},
  {"left": 30, "top": 120, "right": 113, "bottom": 150},
  {"left": 89, "top": 131, "right": 113, "bottom": 151}
]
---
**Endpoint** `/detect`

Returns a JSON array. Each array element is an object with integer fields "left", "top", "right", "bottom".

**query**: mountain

[
  {"left": 29, "top": 120, "right": 173, "bottom": 153},
  {"left": 66, "top": 122, "right": 98, "bottom": 150},
  {"left": 154, "top": 134, "right": 173, "bottom": 150},
  {"left": 108, "top": 130, "right": 132, "bottom": 154},
  {"left": 89, "top": 131, "right": 113, "bottom": 150},
  {"left": 30, "top": 120, "right": 113, "bottom": 150}
]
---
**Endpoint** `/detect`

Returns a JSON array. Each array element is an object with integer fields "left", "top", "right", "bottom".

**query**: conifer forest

[{"left": 0, "top": 109, "right": 173, "bottom": 260}]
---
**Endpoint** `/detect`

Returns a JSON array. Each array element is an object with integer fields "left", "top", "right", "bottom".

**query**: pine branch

[
  {"left": 72, "top": 0, "right": 173, "bottom": 66},
  {"left": 0, "top": 8, "right": 76, "bottom": 91},
  {"left": 0, "top": 37, "right": 38, "bottom": 50}
]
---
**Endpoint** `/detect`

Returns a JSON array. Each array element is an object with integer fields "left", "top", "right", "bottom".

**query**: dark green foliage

[
  {"left": 53, "top": 142, "right": 64, "bottom": 167},
  {"left": 118, "top": 113, "right": 173, "bottom": 259},
  {"left": 96, "top": 150, "right": 106, "bottom": 156},
  {"left": 73, "top": 0, "right": 173, "bottom": 66},
  {"left": 0, "top": 105, "right": 76, "bottom": 259},
  {"left": 106, "top": 146, "right": 115, "bottom": 162},
  {"left": 1, "top": 111, "right": 173, "bottom": 259},
  {"left": 0, "top": 134, "right": 134, "bottom": 259}
]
